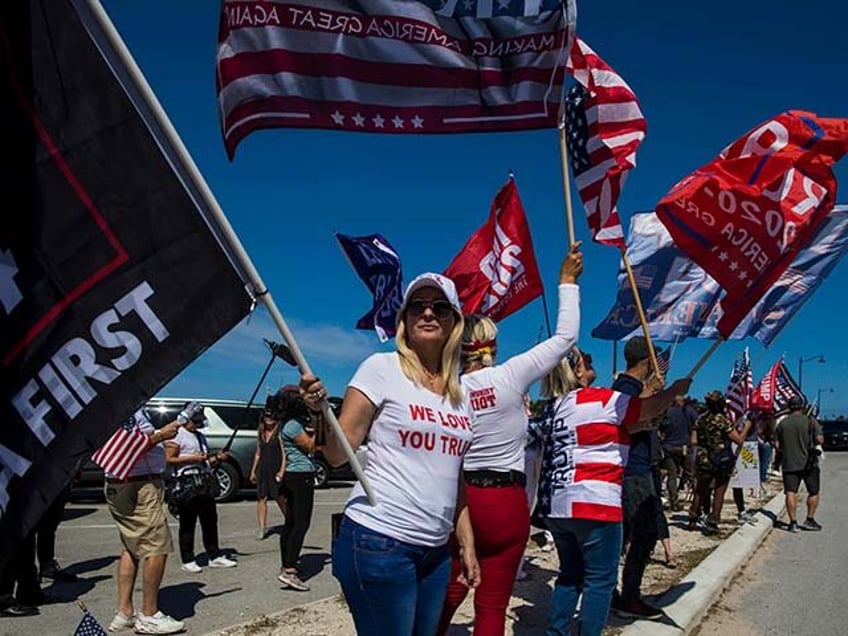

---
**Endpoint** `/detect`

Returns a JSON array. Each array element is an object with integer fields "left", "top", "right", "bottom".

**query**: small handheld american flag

[
  {"left": 91, "top": 410, "right": 151, "bottom": 480},
  {"left": 74, "top": 605, "right": 107, "bottom": 636},
  {"left": 726, "top": 348, "right": 753, "bottom": 423}
]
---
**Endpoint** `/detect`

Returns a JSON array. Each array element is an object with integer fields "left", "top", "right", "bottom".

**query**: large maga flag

[
  {"left": 656, "top": 110, "right": 848, "bottom": 337},
  {"left": 216, "top": 0, "right": 577, "bottom": 158},
  {"left": 0, "top": 0, "right": 253, "bottom": 560}
]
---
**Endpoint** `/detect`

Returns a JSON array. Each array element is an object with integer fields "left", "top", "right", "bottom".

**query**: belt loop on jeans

[{"left": 463, "top": 469, "right": 526, "bottom": 488}]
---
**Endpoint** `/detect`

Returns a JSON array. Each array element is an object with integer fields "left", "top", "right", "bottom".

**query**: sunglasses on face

[
  {"left": 582, "top": 353, "right": 593, "bottom": 370},
  {"left": 406, "top": 299, "right": 454, "bottom": 319}
]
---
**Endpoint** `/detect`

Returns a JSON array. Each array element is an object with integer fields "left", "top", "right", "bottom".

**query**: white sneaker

[
  {"left": 180, "top": 561, "right": 202, "bottom": 573},
  {"left": 134, "top": 611, "right": 185, "bottom": 634},
  {"left": 209, "top": 555, "right": 237, "bottom": 568},
  {"left": 108, "top": 612, "right": 136, "bottom": 631}
]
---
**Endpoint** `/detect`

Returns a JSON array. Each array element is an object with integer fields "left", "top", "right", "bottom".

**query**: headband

[{"left": 461, "top": 338, "right": 497, "bottom": 353}]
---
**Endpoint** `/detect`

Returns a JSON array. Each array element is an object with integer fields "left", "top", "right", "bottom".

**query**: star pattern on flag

[
  {"left": 352, "top": 113, "right": 365, "bottom": 127},
  {"left": 74, "top": 609, "right": 108, "bottom": 636},
  {"left": 392, "top": 115, "right": 405, "bottom": 128},
  {"left": 411, "top": 115, "right": 424, "bottom": 129},
  {"left": 330, "top": 110, "right": 345, "bottom": 125},
  {"left": 372, "top": 113, "right": 385, "bottom": 128},
  {"left": 718, "top": 251, "right": 728, "bottom": 261}
]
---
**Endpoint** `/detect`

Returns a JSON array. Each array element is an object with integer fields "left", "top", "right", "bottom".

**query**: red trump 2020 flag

[
  {"left": 216, "top": 0, "right": 577, "bottom": 158},
  {"left": 443, "top": 178, "right": 543, "bottom": 322},
  {"left": 564, "top": 37, "right": 647, "bottom": 248},
  {"left": 656, "top": 110, "right": 848, "bottom": 337}
]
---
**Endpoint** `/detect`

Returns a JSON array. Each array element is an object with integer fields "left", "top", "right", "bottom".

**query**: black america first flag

[{"left": 0, "top": 0, "right": 252, "bottom": 562}]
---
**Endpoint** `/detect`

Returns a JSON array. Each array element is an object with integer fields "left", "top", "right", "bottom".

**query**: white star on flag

[
  {"left": 718, "top": 251, "right": 728, "bottom": 261},
  {"left": 392, "top": 115, "right": 405, "bottom": 128},
  {"left": 729, "top": 261, "right": 739, "bottom": 271},
  {"left": 352, "top": 113, "right": 365, "bottom": 127},
  {"left": 372, "top": 114, "right": 385, "bottom": 128},
  {"left": 331, "top": 110, "right": 345, "bottom": 125},
  {"left": 411, "top": 115, "right": 424, "bottom": 128}
]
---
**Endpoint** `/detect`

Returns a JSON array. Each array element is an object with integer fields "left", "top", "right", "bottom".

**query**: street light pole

[
  {"left": 798, "top": 354, "right": 825, "bottom": 393},
  {"left": 816, "top": 387, "right": 834, "bottom": 415}
]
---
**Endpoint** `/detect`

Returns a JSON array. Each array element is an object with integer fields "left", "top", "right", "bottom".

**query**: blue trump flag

[
  {"left": 591, "top": 212, "right": 721, "bottom": 342},
  {"left": 593, "top": 206, "right": 848, "bottom": 345},
  {"left": 335, "top": 233, "right": 404, "bottom": 342}
]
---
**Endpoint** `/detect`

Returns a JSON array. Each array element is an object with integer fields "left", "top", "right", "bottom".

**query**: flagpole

[
  {"left": 557, "top": 105, "right": 577, "bottom": 247},
  {"left": 619, "top": 247, "right": 661, "bottom": 377},
  {"left": 687, "top": 339, "right": 723, "bottom": 380},
  {"left": 81, "top": 0, "right": 376, "bottom": 505}
]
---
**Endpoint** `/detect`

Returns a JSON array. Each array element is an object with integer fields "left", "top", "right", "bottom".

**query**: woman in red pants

[{"left": 437, "top": 243, "right": 583, "bottom": 635}]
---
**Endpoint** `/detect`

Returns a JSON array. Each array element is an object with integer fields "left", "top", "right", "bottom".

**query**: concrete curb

[{"left": 619, "top": 493, "right": 786, "bottom": 636}]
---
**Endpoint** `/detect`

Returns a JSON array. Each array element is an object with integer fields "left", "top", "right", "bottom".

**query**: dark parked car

[
  {"left": 77, "top": 397, "right": 365, "bottom": 501},
  {"left": 821, "top": 419, "right": 848, "bottom": 451}
]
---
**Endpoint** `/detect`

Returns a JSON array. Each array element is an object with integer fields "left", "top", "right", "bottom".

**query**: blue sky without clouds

[{"left": 100, "top": 1, "right": 848, "bottom": 416}]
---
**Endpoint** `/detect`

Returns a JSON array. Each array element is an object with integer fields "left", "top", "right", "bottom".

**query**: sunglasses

[
  {"left": 583, "top": 353, "right": 593, "bottom": 370},
  {"left": 406, "top": 299, "right": 454, "bottom": 319}
]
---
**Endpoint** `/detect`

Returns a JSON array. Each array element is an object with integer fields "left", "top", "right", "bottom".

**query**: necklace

[{"left": 421, "top": 366, "right": 440, "bottom": 390}]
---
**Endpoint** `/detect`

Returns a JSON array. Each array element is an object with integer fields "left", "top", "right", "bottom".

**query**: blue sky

[{"left": 101, "top": 1, "right": 848, "bottom": 416}]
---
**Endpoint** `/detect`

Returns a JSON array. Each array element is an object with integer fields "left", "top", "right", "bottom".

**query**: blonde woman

[
  {"left": 249, "top": 407, "right": 286, "bottom": 540},
  {"left": 439, "top": 243, "right": 583, "bottom": 636},
  {"left": 300, "top": 273, "right": 480, "bottom": 635},
  {"left": 537, "top": 350, "right": 689, "bottom": 636}
]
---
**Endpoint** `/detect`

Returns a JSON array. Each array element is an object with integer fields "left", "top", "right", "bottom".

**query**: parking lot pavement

[{"left": 1, "top": 485, "right": 353, "bottom": 636}]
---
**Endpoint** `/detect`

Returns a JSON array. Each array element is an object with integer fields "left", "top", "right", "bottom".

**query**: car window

[
  {"left": 145, "top": 405, "right": 180, "bottom": 429},
  {"left": 214, "top": 405, "right": 264, "bottom": 431}
]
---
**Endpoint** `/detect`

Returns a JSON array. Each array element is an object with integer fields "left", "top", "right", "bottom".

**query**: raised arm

[
  {"left": 498, "top": 242, "right": 584, "bottom": 390},
  {"left": 628, "top": 378, "right": 692, "bottom": 433}
]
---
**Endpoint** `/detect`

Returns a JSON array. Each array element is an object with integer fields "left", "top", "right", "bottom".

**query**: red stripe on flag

[
  {"left": 574, "top": 462, "right": 625, "bottom": 486},
  {"left": 571, "top": 501, "right": 622, "bottom": 522},
  {"left": 576, "top": 422, "right": 624, "bottom": 447}
]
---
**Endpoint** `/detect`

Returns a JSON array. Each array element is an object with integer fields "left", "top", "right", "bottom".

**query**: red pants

[{"left": 438, "top": 483, "right": 530, "bottom": 635}]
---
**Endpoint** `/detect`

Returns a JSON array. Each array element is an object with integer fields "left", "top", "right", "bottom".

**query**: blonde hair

[
  {"left": 541, "top": 347, "right": 583, "bottom": 398},
  {"left": 461, "top": 314, "right": 498, "bottom": 371},
  {"left": 395, "top": 311, "right": 465, "bottom": 406}
]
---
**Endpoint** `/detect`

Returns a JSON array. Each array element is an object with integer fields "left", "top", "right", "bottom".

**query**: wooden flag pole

[
  {"left": 558, "top": 111, "right": 577, "bottom": 248},
  {"left": 619, "top": 247, "right": 661, "bottom": 377}
]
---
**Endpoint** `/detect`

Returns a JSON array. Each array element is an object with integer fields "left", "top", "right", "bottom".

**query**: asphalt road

[
  {"left": 696, "top": 452, "right": 848, "bottom": 636},
  {"left": 1, "top": 484, "right": 354, "bottom": 636}
]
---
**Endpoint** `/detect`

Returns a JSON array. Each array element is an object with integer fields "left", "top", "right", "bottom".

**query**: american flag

[
  {"left": 91, "top": 410, "right": 151, "bottom": 480},
  {"left": 656, "top": 346, "right": 671, "bottom": 377},
  {"left": 74, "top": 608, "right": 108, "bottom": 636},
  {"left": 216, "top": 0, "right": 576, "bottom": 159},
  {"left": 726, "top": 348, "right": 753, "bottom": 423},
  {"left": 564, "top": 38, "right": 647, "bottom": 248}
]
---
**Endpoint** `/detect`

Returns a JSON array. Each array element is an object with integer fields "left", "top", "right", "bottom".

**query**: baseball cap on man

[
  {"left": 399, "top": 273, "right": 462, "bottom": 321},
  {"left": 624, "top": 336, "right": 650, "bottom": 367}
]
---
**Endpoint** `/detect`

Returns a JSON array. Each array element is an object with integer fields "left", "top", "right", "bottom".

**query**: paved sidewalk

[{"left": 620, "top": 490, "right": 785, "bottom": 636}]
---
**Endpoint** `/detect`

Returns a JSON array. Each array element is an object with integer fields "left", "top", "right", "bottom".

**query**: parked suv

[{"left": 77, "top": 397, "right": 365, "bottom": 501}]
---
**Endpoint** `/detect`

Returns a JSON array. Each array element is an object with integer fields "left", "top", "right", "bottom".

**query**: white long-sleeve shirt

[{"left": 462, "top": 284, "right": 580, "bottom": 473}]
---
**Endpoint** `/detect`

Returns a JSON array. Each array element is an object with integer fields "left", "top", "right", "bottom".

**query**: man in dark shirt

[
  {"left": 660, "top": 395, "right": 698, "bottom": 511},
  {"left": 611, "top": 337, "right": 665, "bottom": 620},
  {"left": 775, "top": 397, "right": 824, "bottom": 532}
]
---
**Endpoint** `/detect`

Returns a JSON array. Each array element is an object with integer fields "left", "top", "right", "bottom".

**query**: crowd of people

[{"left": 0, "top": 247, "right": 827, "bottom": 636}]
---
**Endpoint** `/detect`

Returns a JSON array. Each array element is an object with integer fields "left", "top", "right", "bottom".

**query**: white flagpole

[{"left": 78, "top": 0, "right": 377, "bottom": 505}]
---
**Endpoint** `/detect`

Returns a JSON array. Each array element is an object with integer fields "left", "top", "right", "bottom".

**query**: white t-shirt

[
  {"left": 462, "top": 284, "right": 580, "bottom": 473},
  {"left": 344, "top": 352, "right": 475, "bottom": 547},
  {"left": 171, "top": 427, "right": 211, "bottom": 477}
]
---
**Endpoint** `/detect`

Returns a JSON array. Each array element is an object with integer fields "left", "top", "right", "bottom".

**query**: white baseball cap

[{"left": 400, "top": 272, "right": 462, "bottom": 319}]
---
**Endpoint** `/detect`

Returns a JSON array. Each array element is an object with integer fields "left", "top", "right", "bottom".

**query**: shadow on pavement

[
  {"left": 159, "top": 581, "right": 242, "bottom": 620},
  {"left": 66, "top": 555, "right": 119, "bottom": 576},
  {"left": 62, "top": 507, "right": 98, "bottom": 521},
  {"left": 299, "top": 552, "right": 331, "bottom": 580},
  {"left": 42, "top": 574, "right": 112, "bottom": 603}
]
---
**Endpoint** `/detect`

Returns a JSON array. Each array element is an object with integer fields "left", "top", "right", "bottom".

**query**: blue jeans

[
  {"left": 546, "top": 518, "right": 622, "bottom": 636},
  {"left": 333, "top": 516, "right": 451, "bottom": 635}
]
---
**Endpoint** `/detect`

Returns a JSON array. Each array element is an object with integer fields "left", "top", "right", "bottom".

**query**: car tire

[
  {"left": 313, "top": 458, "right": 329, "bottom": 489},
  {"left": 215, "top": 461, "right": 240, "bottom": 502}
]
